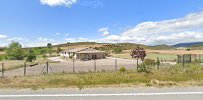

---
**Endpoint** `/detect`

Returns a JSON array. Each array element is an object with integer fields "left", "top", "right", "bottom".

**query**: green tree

[
  {"left": 26, "top": 49, "right": 37, "bottom": 62},
  {"left": 47, "top": 43, "right": 53, "bottom": 56},
  {"left": 112, "top": 47, "right": 123, "bottom": 54},
  {"left": 56, "top": 47, "right": 63, "bottom": 54},
  {"left": 39, "top": 48, "right": 47, "bottom": 59},
  {"left": 6, "top": 42, "right": 25, "bottom": 60}
]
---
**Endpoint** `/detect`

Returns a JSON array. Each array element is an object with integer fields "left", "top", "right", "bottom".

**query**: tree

[
  {"left": 56, "top": 47, "right": 62, "bottom": 54},
  {"left": 6, "top": 42, "right": 25, "bottom": 60},
  {"left": 47, "top": 43, "right": 53, "bottom": 56},
  {"left": 26, "top": 49, "right": 36, "bottom": 62},
  {"left": 112, "top": 47, "right": 123, "bottom": 54}
]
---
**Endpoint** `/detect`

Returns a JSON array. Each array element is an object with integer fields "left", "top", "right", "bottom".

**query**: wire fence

[{"left": 0, "top": 58, "right": 140, "bottom": 77}]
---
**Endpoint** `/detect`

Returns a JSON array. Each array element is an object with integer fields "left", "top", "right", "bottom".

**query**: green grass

[
  {"left": 0, "top": 63, "right": 203, "bottom": 89},
  {"left": 146, "top": 53, "right": 177, "bottom": 61},
  {"left": 112, "top": 52, "right": 177, "bottom": 61}
]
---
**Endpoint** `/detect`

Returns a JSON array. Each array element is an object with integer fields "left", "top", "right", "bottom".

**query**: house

[{"left": 60, "top": 47, "right": 106, "bottom": 60}]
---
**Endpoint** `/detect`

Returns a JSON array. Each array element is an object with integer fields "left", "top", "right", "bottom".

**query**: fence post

[
  {"left": 24, "top": 62, "right": 26, "bottom": 76},
  {"left": 115, "top": 59, "right": 117, "bottom": 71},
  {"left": 199, "top": 54, "right": 201, "bottom": 63},
  {"left": 1, "top": 63, "right": 4, "bottom": 78},
  {"left": 157, "top": 57, "right": 160, "bottom": 70},
  {"left": 73, "top": 59, "right": 75, "bottom": 73},
  {"left": 94, "top": 60, "right": 96, "bottom": 72},
  {"left": 183, "top": 55, "right": 185, "bottom": 68},
  {"left": 136, "top": 58, "right": 139, "bottom": 71},
  {"left": 46, "top": 61, "right": 49, "bottom": 74}
]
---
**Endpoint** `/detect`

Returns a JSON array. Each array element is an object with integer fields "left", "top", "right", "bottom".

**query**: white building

[{"left": 60, "top": 47, "right": 106, "bottom": 60}]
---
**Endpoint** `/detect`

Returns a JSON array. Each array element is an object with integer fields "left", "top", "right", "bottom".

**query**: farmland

[{"left": 112, "top": 50, "right": 177, "bottom": 61}]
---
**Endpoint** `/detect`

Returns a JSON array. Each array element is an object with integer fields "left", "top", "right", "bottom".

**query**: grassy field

[
  {"left": 112, "top": 52, "right": 177, "bottom": 61},
  {"left": 147, "top": 50, "right": 203, "bottom": 54},
  {"left": 0, "top": 63, "right": 202, "bottom": 89}
]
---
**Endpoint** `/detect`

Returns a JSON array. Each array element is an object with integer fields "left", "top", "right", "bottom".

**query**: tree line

[{"left": 4, "top": 42, "right": 62, "bottom": 62}]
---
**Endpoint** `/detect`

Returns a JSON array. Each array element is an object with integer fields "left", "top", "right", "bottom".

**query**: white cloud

[
  {"left": 55, "top": 33, "right": 61, "bottom": 35},
  {"left": 0, "top": 34, "right": 7, "bottom": 38},
  {"left": 40, "top": 0, "right": 77, "bottom": 7},
  {"left": 6, "top": 37, "right": 24, "bottom": 41},
  {"left": 103, "top": 11, "right": 203, "bottom": 45},
  {"left": 38, "top": 37, "right": 55, "bottom": 42},
  {"left": 65, "top": 37, "right": 95, "bottom": 42},
  {"left": 98, "top": 27, "right": 110, "bottom": 36},
  {"left": 65, "top": 33, "right": 70, "bottom": 36}
]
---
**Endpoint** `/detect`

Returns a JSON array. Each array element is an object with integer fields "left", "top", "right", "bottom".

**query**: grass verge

[{"left": 0, "top": 63, "right": 203, "bottom": 89}]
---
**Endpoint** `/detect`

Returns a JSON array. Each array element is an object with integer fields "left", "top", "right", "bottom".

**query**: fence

[{"left": 0, "top": 58, "right": 140, "bottom": 77}]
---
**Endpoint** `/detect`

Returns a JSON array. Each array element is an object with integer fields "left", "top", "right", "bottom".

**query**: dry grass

[
  {"left": 60, "top": 44, "right": 104, "bottom": 50},
  {"left": 0, "top": 60, "right": 24, "bottom": 71},
  {"left": 0, "top": 63, "right": 202, "bottom": 89},
  {"left": 0, "top": 52, "right": 5, "bottom": 55},
  {"left": 0, "top": 58, "right": 57, "bottom": 71},
  {"left": 111, "top": 52, "right": 177, "bottom": 61},
  {"left": 147, "top": 50, "right": 203, "bottom": 55}
]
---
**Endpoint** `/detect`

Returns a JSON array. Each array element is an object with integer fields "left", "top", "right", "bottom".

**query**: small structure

[{"left": 60, "top": 48, "right": 106, "bottom": 60}]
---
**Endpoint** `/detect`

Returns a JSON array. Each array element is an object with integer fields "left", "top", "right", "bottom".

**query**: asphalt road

[{"left": 0, "top": 87, "right": 202, "bottom": 100}]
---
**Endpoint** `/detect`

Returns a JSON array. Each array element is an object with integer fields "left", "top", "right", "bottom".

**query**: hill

[
  {"left": 173, "top": 42, "right": 203, "bottom": 47},
  {"left": 54, "top": 42, "right": 175, "bottom": 50},
  {"left": 148, "top": 44, "right": 175, "bottom": 50}
]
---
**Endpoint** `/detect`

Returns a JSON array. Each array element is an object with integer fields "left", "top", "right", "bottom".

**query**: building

[{"left": 60, "top": 48, "right": 106, "bottom": 60}]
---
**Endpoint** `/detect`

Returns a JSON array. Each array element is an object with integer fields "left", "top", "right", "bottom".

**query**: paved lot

[
  {"left": 1, "top": 57, "right": 141, "bottom": 77},
  {"left": 0, "top": 87, "right": 202, "bottom": 100}
]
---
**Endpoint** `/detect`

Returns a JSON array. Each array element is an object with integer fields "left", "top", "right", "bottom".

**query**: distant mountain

[
  {"left": 173, "top": 42, "right": 203, "bottom": 47},
  {"left": 148, "top": 44, "right": 175, "bottom": 50}
]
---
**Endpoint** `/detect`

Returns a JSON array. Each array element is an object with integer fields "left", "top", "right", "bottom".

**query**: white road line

[{"left": 0, "top": 92, "right": 203, "bottom": 97}]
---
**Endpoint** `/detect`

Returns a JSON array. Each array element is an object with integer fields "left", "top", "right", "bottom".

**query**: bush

[
  {"left": 119, "top": 67, "right": 126, "bottom": 73},
  {"left": 56, "top": 47, "right": 63, "bottom": 54},
  {"left": 0, "top": 54, "right": 6, "bottom": 61},
  {"left": 6, "top": 42, "right": 25, "bottom": 60},
  {"left": 144, "top": 59, "right": 156, "bottom": 65},
  {"left": 137, "top": 64, "right": 151, "bottom": 73},
  {"left": 26, "top": 49, "right": 37, "bottom": 62},
  {"left": 186, "top": 48, "right": 191, "bottom": 51},
  {"left": 113, "top": 47, "right": 123, "bottom": 54}
]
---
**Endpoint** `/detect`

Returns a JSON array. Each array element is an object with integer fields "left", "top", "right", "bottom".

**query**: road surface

[{"left": 0, "top": 87, "right": 202, "bottom": 100}]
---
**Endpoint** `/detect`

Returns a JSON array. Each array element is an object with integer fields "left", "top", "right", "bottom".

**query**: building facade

[{"left": 60, "top": 48, "right": 106, "bottom": 60}]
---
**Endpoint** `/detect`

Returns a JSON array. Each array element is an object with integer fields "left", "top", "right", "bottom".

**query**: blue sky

[{"left": 1, "top": 0, "right": 203, "bottom": 47}]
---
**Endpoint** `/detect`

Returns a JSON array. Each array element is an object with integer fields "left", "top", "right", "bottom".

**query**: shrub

[
  {"left": 112, "top": 47, "right": 123, "bottom": 54},
  {"left": 144, "top": 59, "right": 156, "bottom": 65},
  {"left": 119, "top": 67, "right": 126, "bottom": 73},
  {"left": 6, "top": 42, "right": 25, "bottom": 60},
  {"left": 26, "top": 49, "right": 37, "bottom": 62},
  {"left": 186, "top": 48, "right": 191, "bottom": 51},
  {"left": 56, "top": 47, "right": 63, "bottom": 54},
  {"left": 137, "top": 64, "right": 151, "bottom": 73}
]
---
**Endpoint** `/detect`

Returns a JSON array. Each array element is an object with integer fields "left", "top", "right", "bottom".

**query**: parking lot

[{"left": 1, "top": 57, "right": 141, "bottom": 77}]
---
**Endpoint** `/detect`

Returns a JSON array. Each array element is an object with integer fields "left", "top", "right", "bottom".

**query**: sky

[{"left": 1, "top": 0, "right": 203, "bottom": 47}]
